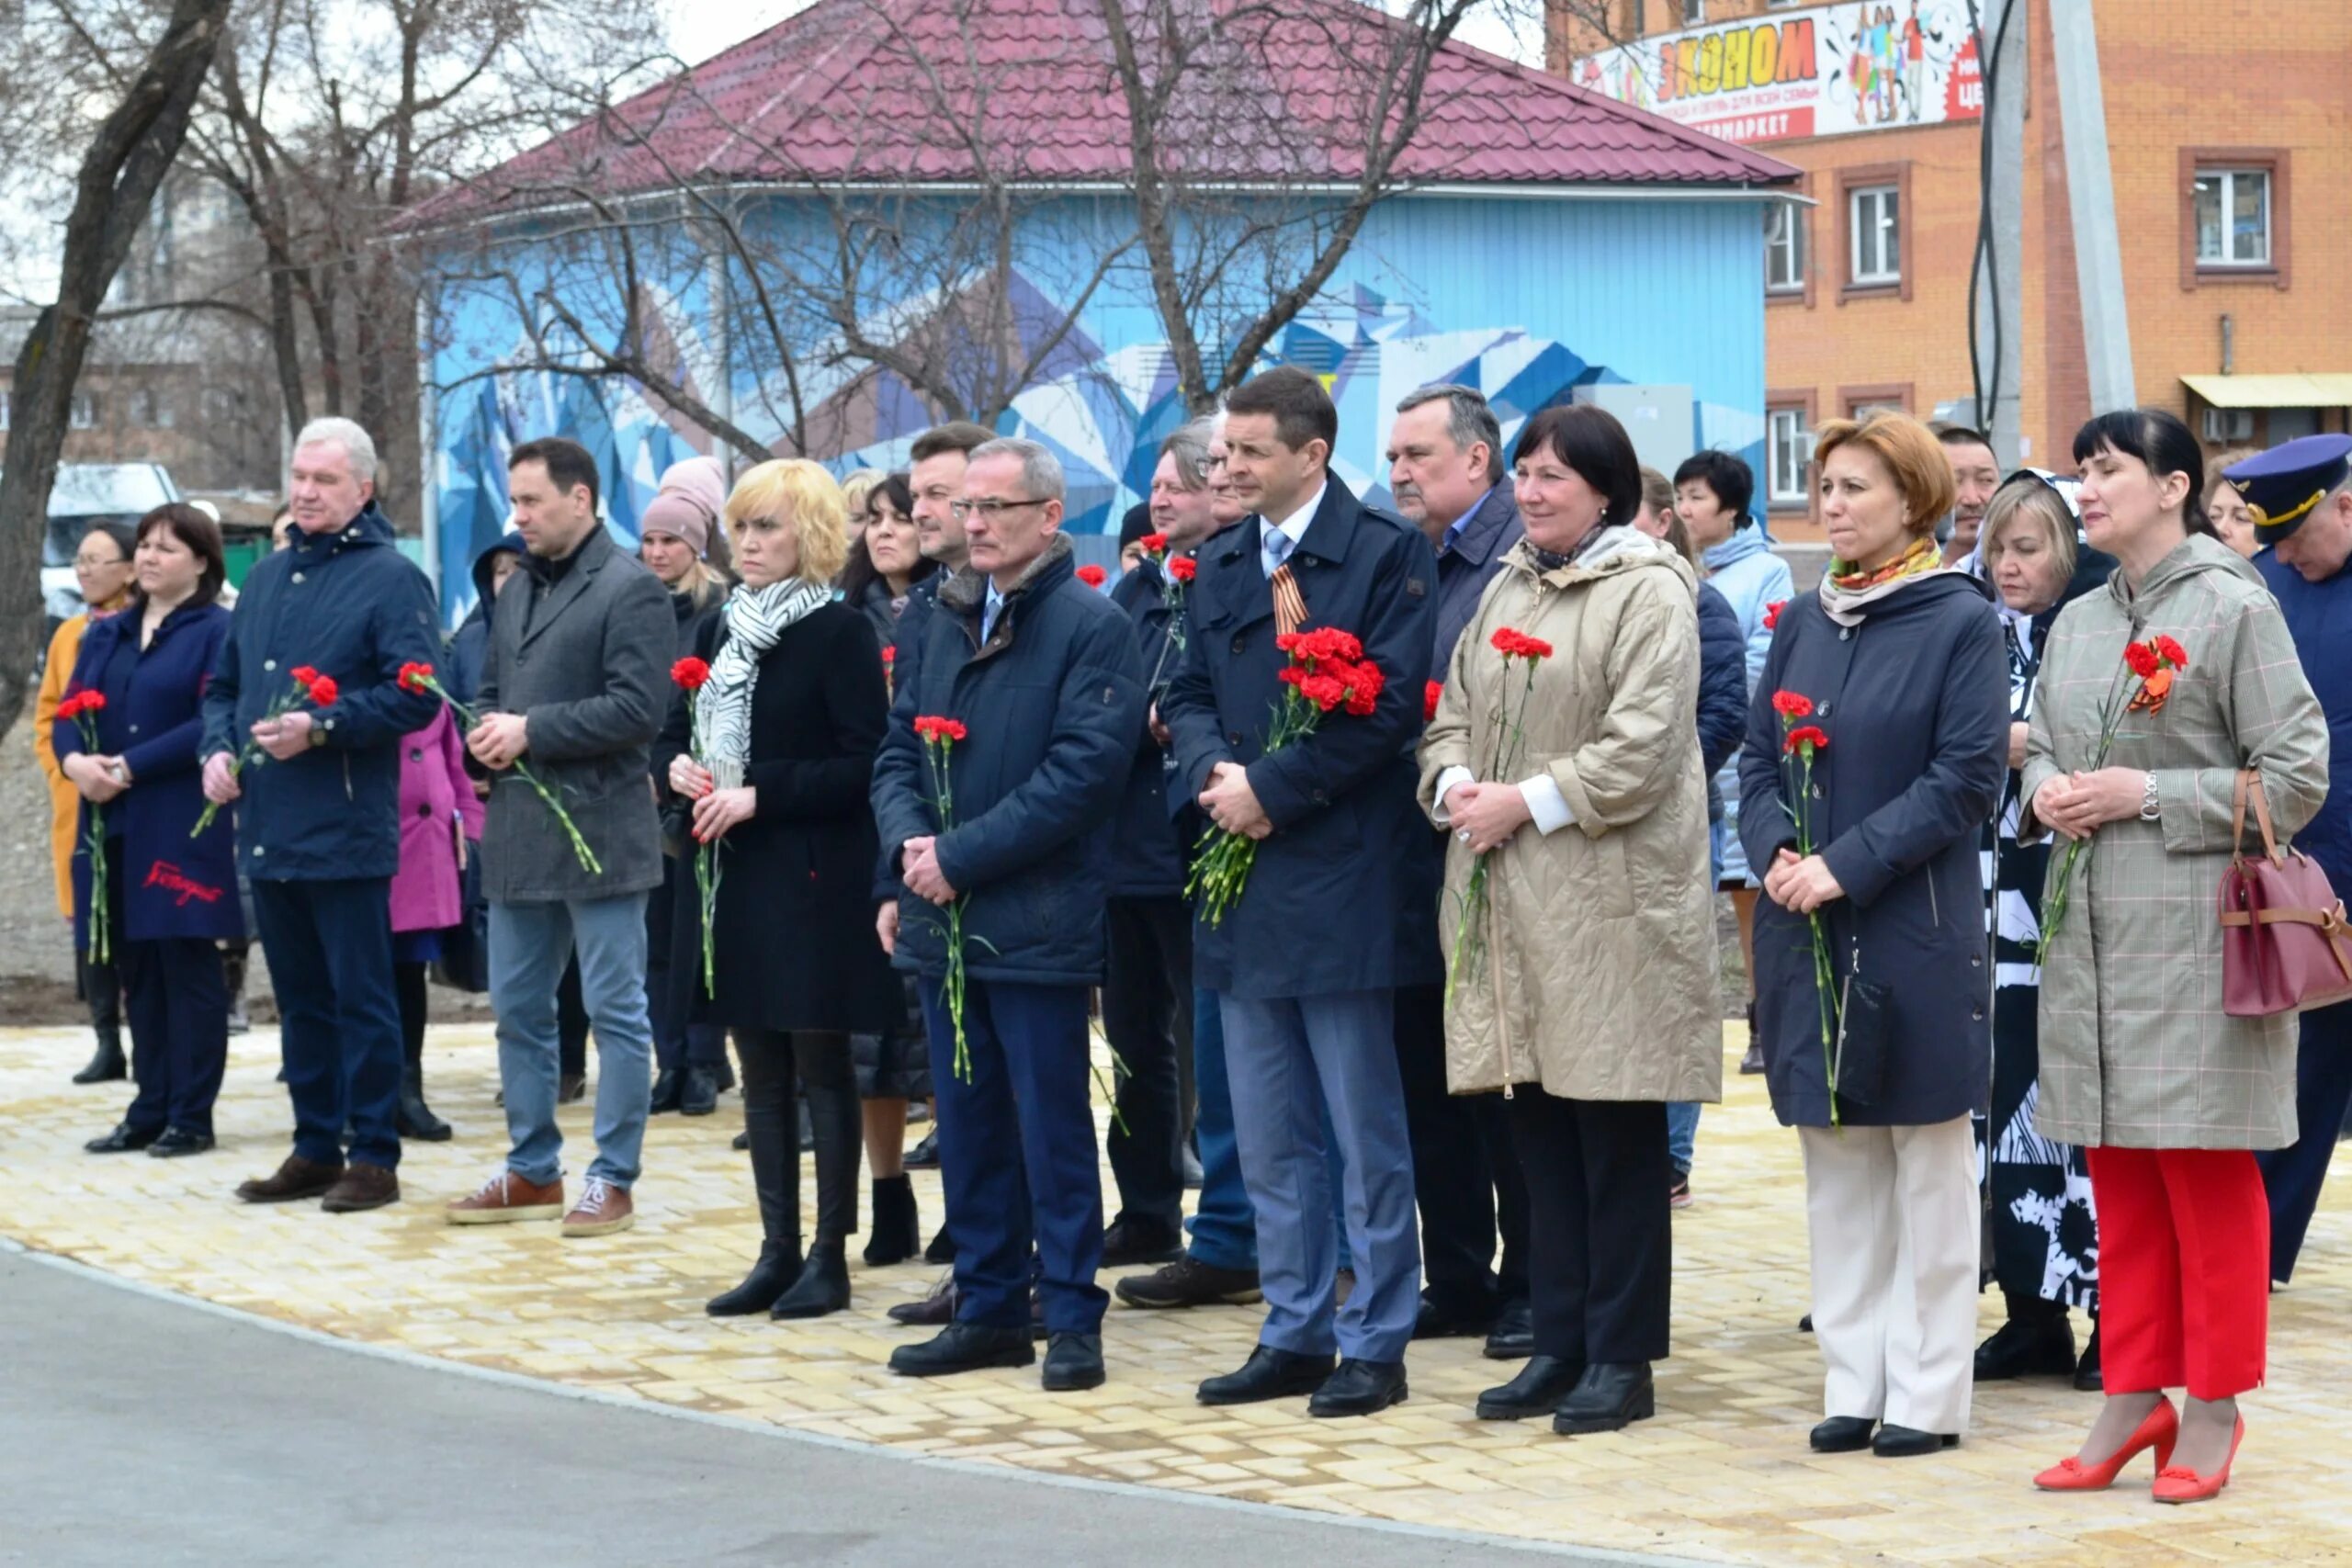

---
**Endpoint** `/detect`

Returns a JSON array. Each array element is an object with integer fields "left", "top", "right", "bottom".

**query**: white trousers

[{"left": 1799, "top": 1115, "right": 1979, "bottom": 1435}]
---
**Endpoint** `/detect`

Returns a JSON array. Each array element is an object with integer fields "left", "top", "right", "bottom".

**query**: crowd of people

[{"left": 33, "top": 374, "right": 2352, "bottom": 1501}]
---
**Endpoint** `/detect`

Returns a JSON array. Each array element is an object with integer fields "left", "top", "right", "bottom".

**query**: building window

[
  {"left": 1681, "top": 0, "right": 1705, "bottom": 23},
  {"left": 1849, "top": 185, "right": 1900, "bottom": 287},
  {"left": 1768, "top": 407, "right": 1811, "bottom": 507},
  {"left": 69, "top": 392, "right": 99, "bottom": 430},
  {"left": 1766, "top": 201, "right": 1805, "bottom": 293},
  {"left": 2195, "top": 168, "right": 2270, "bottom": 267}
]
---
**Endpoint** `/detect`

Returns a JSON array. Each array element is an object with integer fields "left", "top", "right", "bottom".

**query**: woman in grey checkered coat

[{"left": 2019, "top": 410, "right": 2326, "bottom": 1501}]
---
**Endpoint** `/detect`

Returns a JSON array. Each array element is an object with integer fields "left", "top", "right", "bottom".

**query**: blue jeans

[
  {"left": 1188, "top": 986, "right": 1352, "bottom": 1273},
  {"left": 490, "top": 894, "right": 653, "bottom": 1188},
  {"left": 1222, "top": 989, "right": 1419, "bottom": 1361},
  {"left": 1667, "top": 1101, "right": 1701, "bottom": 1176}
]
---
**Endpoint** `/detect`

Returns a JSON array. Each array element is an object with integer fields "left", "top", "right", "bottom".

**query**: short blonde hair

[
  {"left": 724, "top": 459, "right": 848, "bottom": 585},
  {"left": 1812, "top": 412, "right": 1958, "bottom": 535},
  {"left": 839, "top": 468, "right": 885, "bottom": 524},
  {"left": 1980, "top": 477, "right": 2077, "bottom": 584}
]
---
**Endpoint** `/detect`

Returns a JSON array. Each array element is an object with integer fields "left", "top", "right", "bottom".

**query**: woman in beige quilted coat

[
  {"left": 1419, "top": 404, "right": 1720, "bottom": 1439},
  {"left": 2021, "top": 410, "right": 2326, "bottom": 1502}
]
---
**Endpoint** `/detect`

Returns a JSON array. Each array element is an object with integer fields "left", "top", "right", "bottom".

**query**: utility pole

[
  {"left": 2050, "top": 0, "right": 2136, "bottom": 414},
  {"left": 1972, "top": 0, "right": 2025, "bottom": 467}
]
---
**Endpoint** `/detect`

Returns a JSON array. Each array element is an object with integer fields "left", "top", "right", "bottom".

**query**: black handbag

[
  {"left": 430, "top": 852, "right": 492, "bottom": 995},
  {"left": 1831, "top": 964, "right": 1894, "bottom": 1111}
]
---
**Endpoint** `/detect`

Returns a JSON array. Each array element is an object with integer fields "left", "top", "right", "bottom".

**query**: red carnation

[
  {"left": 671, "top": 657, "right": 712, "bottom": 690},
  {"left": 1278, "top": 665, "right": 1306, "bottom": 689},
  {"left": 2124, "top": 641, "right": 2161, "bottom": 679},
  {"left": 307, "top": 676, "right": 338, "bottom": 707},
  {"left": 1340, "top": 660, "right": 1385, "bottom": 717},
  {"left": 881, "top": 646, "right": 896, "bottom": 666},
  {"left": 1139, "top": 532, "right": 1168, "bottom": 555},
  {"left": 1771, "top": 690, "right": 1814, "bottom": 719},
  {"left": 1424, "top": 681, "right": 1442, "bottom": 721},
  {"left": 1782, "top": 725, "right": 1829, "bottom": 756},
  {"left": 1763, "top": 599, "right": 1789, "bottom": 631},
  {"left": 1077, "top": 564, "right": 1108, "bottom": 588},
  {"left": 1299, "top": 672, "right": 1348, "bottom": 712},
  {"left": 2155, "top": 635, "right": 2188, "bottom": 669},
  {"left": 78, "top": 691, "right": 107, "bottom": 714},
  {"left": 398, "top": 661, "right": 435, "bottom": 694},
  {"left": 913, "top": 715, "right": 968, "bottom": 744},
  {"left": 1166, "top": 556, "right": 1197, "bottom": 583},
  {"left": 290, "top": 665, "right": 320, "bottom": 686}
]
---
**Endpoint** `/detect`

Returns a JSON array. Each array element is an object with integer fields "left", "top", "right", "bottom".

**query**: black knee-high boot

[{"left": 710, "top": 1032, "right": 801, "bottom": 1315}]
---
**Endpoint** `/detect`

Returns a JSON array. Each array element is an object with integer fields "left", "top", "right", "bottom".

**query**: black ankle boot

[
  {"left": 707, "top": 1242, "right": 802, "bottom": 1316},
  {"left": 73, "top": 1026, "right": 127, "bottom": 1086},
  {"left": 770, "top": 1241, "right": 852, "bottom": 1319},
  {"left": 396, "top": 1064, "right": 452, "bottom": 1142},
  {"left": 865, "top": 1175, "right": 922, "bottom": 1266}
]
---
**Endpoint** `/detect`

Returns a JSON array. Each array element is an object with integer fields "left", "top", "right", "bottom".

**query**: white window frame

[
  {"left": 69, "top": 392, "right": 99, "bottom": 430},
  {"left": 2195, "top": 167, "right": 2271, "bottom": 268},
  {"left": 1768, "top": 408, "right": 1811, "bottom": 506},
  {"left": 1766, "top": 201, "right": 1804, "bottom": 293},
  {"left": 1681, "top": 0, "right": 1706, "bottom": 23},
  {"left": 1849, "top": 184, "right": 1900, "bottom": 287}
]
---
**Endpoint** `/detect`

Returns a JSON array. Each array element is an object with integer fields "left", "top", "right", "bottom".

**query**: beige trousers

[{"left": 1799, "top": 1114, "right": 1979, "bottom": 1436}]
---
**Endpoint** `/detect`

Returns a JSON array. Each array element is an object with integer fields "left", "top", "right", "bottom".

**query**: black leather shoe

[
  {"left": 680, "top": 1067, "right": 719, "bottom": 1117},
  {"left": 770, "top": 1243, "right": 852, "bottom": 1320},
  {"left": 888, "top": 1274, "right": 957, "bottom": 1325},
  {"left": 558, "top": 1073, "right": 588, "bottom": 1104},
  {"left": 1115, "top": 1256, "right": 1262, "bottom": 1309},
  {"left": 396, "top": 1066, "right": 451, "bottom": 1143},
  {"left": 1482, "top": 1297, "right": 1535, "bottom": 1360},
  {"left": 888, "top": 1321, "right": 1035, "bottom": 1377},
  {"left": 707, "top": 1243, "right": 801, "bottom": 1316},
  {"left": 1102, "top": 1217, "right": 1184, "bottom": 1268},
  {"left": 1553, "top": 1361, "right": 1655, "bottom": 1435},
  {"left": 649, "top": 1068, "right": 684, "bottom": 1114},
  {"left": 1042, "top": 1331, "right": 1106, "bottom": 1392},
  {"left": 1197, "top": 1345, "right": 1337, "bottom": 1406},
  {"left": 2072, "top": 1325, "right": 2103, "bottom": 1392},
  {"left": 924, "top": 1224, "right": 956, "bottom": 1265},
  {"left": 732, "top": 1129, "right": 751, "bottom": 1152},
  {"left": 1974, "top": 1314, "right": 2076, "bottom": 1382},
  {"left": 1872, "top": 1424, "right": 1959, "bottom": 1458},
  {"left": 1475, "top": 1354, "right": 1583, "bottom": 1420},
  {"left": 1309, "top": 1358, "right": 1408, "bottom": 1418},
  {"left": 1415, "top": 1293, "right": 1498, "bottom": 1340},
  {"left": 1810, "top": 1416, "right": 1876, "bottom": 1453},
  {"left": 906, "top": 1129, "right": 941, "bottom": 1169},
  {"left": 85, "top": 1122, "right": 162, "bottom": 1154},
  {"left": 146, "top": 1127, "right": 215, "bottom": 1158},
  {"left": 72, "top": 1030, "right": 128, "bottom": 1085}
]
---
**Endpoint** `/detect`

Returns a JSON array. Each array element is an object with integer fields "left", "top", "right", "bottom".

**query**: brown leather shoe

[
  {"left": 447, "top": 1168, "right": 565, "bottom": 1224},
  {"left": 320, "top": 1162, "right": 401, "bottom": 1213},
  {"left": 561, "top": 1176, "right": 635, "bottom": 1236},
  {"left": 235, "top": 1155, "right": 345, "bottom": 1204}
]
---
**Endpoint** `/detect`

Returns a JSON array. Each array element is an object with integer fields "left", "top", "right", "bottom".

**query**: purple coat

[{"left": 389, "top": 707, "right": 483, "bottom": 934}]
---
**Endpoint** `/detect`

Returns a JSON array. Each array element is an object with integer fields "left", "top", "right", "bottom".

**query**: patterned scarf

[
  {"left": 695, "top": 578, "right": 831, "bottom": 776},
  {"left": 1817, "top": 535, "right": 1945, "bottom": 627}
]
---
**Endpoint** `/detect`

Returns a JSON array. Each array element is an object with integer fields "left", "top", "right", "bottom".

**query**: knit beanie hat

[{"left": 639, "top": 456, "right": 727, "bottom": 556}]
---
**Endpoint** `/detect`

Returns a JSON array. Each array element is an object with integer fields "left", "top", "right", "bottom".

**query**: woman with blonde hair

[
  {"left": 666, "top": 459, "right": 900, "bottom": 1320},
  {"left": 1738, "top": 411, "right": 2008, "bottom": 1460},
  {"left": 2201, "top": 447, "right": 2260, "bottom": 558}
]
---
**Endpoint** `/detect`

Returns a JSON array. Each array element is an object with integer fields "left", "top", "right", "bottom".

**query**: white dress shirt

[{"left": 1258, "top": 482, "right": 1327, "bottom": 577}]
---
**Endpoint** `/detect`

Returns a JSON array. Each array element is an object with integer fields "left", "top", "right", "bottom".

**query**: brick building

[{"left": 1554, "top": 0, "right": 2352, "bottom": 541}]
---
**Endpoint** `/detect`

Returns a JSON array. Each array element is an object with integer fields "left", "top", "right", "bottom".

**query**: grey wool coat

[
  {"left": 476, "top": 525, "right": 673, "bottom": 903},
  {"left": 2021, "top": 534, "right": 2328, "bottom": 1150}
]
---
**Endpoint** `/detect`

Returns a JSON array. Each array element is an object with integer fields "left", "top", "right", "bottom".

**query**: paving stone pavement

[{"left": 4, "top": 1021, "right": 2347, "bottom": 1565}]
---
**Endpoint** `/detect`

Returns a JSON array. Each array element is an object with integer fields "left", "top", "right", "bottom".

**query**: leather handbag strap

[{"left": 2233, "top": 768, "right": 2286, "bottom": 863}]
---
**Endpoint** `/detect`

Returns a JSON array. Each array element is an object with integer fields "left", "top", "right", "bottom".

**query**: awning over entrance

[{"left": 2181, "top": 373, "right": 2352, "bottom": 409}]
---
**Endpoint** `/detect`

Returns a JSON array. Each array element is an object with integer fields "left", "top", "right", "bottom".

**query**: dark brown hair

[
  {"left": 134, "top": 503, "right": 227, "bottom": 607},
  {"left": 508, "top": 435, "right": 601, "bottom": 512},
  {"left": 1226, "top": 367, "right": 1339, "bottom": 455},
  {"left": 909, "top": 422, "right": 994, "bottom": 465},
  {"left": 1513, "top": 404, "right": 1644, "bottom": 527}
]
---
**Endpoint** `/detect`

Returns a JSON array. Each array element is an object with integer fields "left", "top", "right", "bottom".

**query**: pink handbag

[{"left": 2220, "top": 769, "right": 2352, "bottom": 1017}]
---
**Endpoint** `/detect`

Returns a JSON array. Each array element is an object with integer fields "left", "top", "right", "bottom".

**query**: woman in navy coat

[
  {"left": 1737, "top": 414, "right": 2007, "bottom": 1460},
  {"left": 61, "top": 504, "right": 243, "bottom": 1157}
]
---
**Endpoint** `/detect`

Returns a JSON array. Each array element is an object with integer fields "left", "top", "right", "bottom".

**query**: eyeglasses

[
  {"left": 74, "top": 551, "right": 129, "bottom": 570},
  {"left": 947, "top": 497, "right": 1049, "bottom": 521}
]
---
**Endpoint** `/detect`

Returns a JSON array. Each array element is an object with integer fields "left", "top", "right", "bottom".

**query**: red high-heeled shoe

[
  {"left": 2032, "top": 1397, "right": 2178, "bottom": 1491},
  {"left": 2152, "top": 1414, "right": 2245, "bottom": 1505}
]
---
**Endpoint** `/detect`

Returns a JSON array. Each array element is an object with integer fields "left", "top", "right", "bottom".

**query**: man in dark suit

[
  {"left": 447, "top": 436, "right": 673, "bottom": 1238},
  {"left": 1384, "top": 384, "right": 1533, "bottom": 1356},
  {"left": 1162, "top": 367, "right": 1437, "bottom": 1416}
]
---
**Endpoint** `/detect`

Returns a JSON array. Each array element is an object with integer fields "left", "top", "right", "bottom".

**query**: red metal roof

[{"left": 414, "top": 0, "right": 1795, "bottom": 226}]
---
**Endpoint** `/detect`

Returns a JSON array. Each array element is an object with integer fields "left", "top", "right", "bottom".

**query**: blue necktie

[{"left": 1262, "top": 525, "right": 1295, "bottom": 581}]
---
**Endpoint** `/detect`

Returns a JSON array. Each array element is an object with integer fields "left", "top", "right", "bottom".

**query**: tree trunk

[{"left": 0, "top": 0, "right": 235, "bottom": 734}]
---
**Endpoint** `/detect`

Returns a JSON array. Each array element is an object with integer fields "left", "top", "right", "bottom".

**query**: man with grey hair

[
  {"left": 1383, "top": 383, "right": 1533, "bottom": 1356},
  {"left": 871, "top": 434, "right": 1146, "bottom": 1391},
  {"left": 204, "top": 416, "right": 441, "bottom": 1214}
]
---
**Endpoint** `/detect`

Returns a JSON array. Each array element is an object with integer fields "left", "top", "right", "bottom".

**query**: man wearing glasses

[{"left": 871, "top": 437, "right": 1145, "bottom": 1393}]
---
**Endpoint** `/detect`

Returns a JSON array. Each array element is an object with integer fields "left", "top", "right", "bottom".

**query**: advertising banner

[{"left": 1570, "top": 1, "right": 1983, "bottom": 145}]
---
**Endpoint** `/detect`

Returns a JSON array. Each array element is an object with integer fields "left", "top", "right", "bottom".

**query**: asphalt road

[{"left": 0, "top": 1247, "right": 1679, "bottom": 1568}]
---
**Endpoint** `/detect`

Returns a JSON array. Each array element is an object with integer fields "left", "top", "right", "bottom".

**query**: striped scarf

[{"left": 695, "top": 578, "right": 831, "bottom": 776}]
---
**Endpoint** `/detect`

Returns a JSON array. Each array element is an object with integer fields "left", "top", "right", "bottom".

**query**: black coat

[
  {"left": 1162, "top": 479, "right": 1440, "bottom": 1000},
  {"left": 1106, "top": 558, "right": 1190, "bottom": 897},
  {"left": 1736, "top": 573, "right": 2007, "bottom": 1128},
  {"left": 199, "top": 503, "right": 442, "bottom": 882},
  {"left": 661, "top": 602, "right": 899, "bottom": 1034},
  {"left": 870, "top": 537, "right": 1146, "bottom": 987},
  {"left": 1697, "top": 581, "right": 1747, "bottom": 820}
]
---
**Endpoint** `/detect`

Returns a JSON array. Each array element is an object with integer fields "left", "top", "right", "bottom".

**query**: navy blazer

[
  {"left": 1161, "top": 478, "right": 1440, "bottom": 1000},
  {"left": 58, "top": 602, "right": 243, "bottom": 945}
]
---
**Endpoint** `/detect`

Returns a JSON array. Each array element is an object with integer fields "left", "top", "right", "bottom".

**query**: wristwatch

[
  {"left": 2138, "top": 770, "right": 2161, "bottom": 821},
  {"left": 308, "top": 720, "right": 328, "bottom": 750}
]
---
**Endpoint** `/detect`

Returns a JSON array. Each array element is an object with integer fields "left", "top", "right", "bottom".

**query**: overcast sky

[{"left": 664, "top": 0, "right": 1542, "bottom": 70}]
